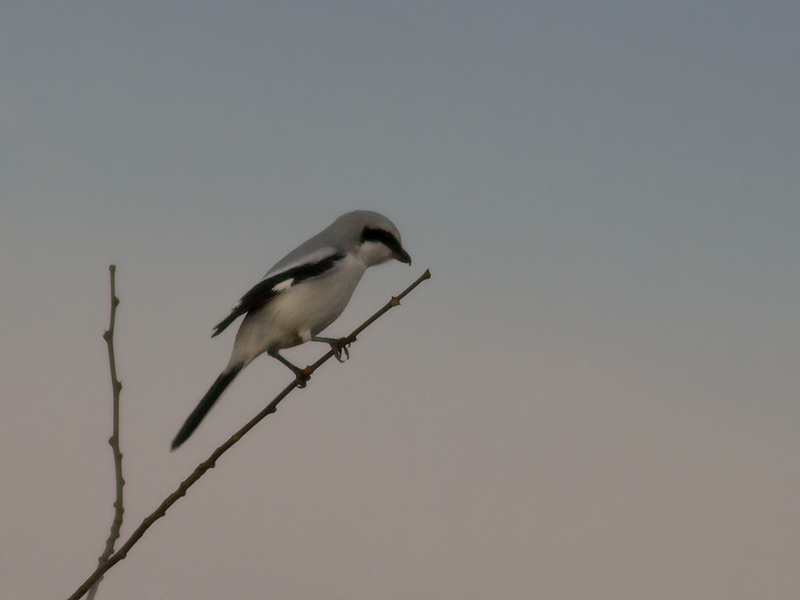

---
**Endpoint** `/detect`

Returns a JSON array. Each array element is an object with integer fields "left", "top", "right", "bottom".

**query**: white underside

[{"left": 226, "top": 253, "right": 367, "bottom": 368}]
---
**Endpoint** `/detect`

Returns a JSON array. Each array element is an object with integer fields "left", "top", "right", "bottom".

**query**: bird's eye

[{"left": 362, "top": 226, "right": 396, "bottom": 247}]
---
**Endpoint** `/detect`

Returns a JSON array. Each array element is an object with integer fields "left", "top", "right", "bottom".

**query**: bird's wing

[
  {"left": 211, "top": 249, "right": 346, "bottom": 337},
  {"left": 263, "top": 245, "right": 342, "bottom": 280}
]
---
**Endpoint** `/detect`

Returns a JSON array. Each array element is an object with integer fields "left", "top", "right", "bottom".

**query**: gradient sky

[{"left": 2, "top": 2, "right": 799, "bottom": 599}]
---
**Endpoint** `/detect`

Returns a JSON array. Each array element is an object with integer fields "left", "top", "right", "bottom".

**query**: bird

[{"left": 171, "top": 210, "right": 411, "bottom": 449}]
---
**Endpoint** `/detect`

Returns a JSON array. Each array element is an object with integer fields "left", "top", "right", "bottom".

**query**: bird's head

[{"left": 338, "top": 210, "right": 411, "bottom": 267}]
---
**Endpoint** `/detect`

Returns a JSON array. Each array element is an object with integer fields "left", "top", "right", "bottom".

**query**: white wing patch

[{"left": 272, "top": 278, "right": 294, "bottom": 292}]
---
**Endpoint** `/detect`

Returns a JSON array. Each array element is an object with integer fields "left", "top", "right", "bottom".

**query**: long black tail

[{"left": 171, "top": 363, "right": 243, "bottom": 450}]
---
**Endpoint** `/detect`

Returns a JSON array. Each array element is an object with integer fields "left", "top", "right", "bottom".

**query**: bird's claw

[
  {"left": 295, "top": 367, "right": 313, "bottom": 388},
  {"left": 291, "top": 368, "right": 311, "bottom": 388},
  {"left": 332, "top": 342, "right": 350, "bottom": 363},
  {"left": 310, "top": 336, "right": 353, "bottom": 363}
]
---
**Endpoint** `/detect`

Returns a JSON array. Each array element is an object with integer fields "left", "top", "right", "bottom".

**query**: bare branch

[
  {"left": 87, "top": 265, "right": 126, "bottom": 600},
  {"left": 67, "top": 268, "right": 431, "bottom": 600}
]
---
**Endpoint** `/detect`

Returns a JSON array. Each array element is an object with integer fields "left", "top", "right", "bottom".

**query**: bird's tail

[{"left": 171, "top": 363, "right": 243, "bottom": 450}]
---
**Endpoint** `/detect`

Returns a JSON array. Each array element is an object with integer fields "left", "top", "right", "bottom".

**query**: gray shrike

[{"left": 171, "top": 210, "right": 411, "bottom": 449}]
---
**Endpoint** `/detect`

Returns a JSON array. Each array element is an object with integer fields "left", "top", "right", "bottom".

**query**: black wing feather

[{"left": 211, "top": 252, "right": 346, "bottom": 337}]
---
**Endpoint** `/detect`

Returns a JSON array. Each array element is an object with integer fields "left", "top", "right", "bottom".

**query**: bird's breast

[{"left": 239, "top": 255, "right": 366, "bottom": 355}]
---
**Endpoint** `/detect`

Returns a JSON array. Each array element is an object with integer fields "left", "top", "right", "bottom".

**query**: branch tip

[{"left": 87, "top": 263, "right": 126, "bottom": 600}]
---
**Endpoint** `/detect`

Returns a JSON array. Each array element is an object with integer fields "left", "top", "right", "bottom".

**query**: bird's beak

[{"left": 394, "top": 247, "right": 412, "bottom": 265}]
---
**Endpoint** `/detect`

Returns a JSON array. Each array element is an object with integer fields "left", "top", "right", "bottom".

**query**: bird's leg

[
  {"left": 311, "top": 336, "right": 352, "bottom": 362},
  {"left": 268, "top": 351, "right": 309, "bottom": 387}
]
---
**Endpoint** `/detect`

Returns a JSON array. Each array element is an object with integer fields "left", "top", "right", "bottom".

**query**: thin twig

[
  {"left": 87, "top": 265, "right": 126, "bottom": 600},
  {"left": 67, "top": 268, "right": 431, "bottom": 600}
]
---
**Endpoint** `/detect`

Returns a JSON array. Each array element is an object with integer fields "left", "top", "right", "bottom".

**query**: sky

[{"left": 1, "top": 1, "right": 799, "bottom": 598}]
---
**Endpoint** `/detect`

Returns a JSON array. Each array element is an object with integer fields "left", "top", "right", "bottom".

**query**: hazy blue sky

[{"left": 2, "top": 2, "right": 799, "bottom": 598}]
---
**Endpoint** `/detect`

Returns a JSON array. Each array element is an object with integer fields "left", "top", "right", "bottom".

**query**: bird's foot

[
  {"left": 294, "top": 370, "right": 310, "bottom": 388},
  {"left": 332, "top": 341, "right": 350, "bottom": 362},
  {"left": 312, "top": 336, "right": 353, "bottom": 362},
  {"left": 269, "top": 351, "right": 311, "bottom": 387}
]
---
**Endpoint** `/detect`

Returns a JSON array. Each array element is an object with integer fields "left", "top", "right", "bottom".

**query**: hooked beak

[{"left": 394, "top": 247, "right": 412, "bottom": 265}]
